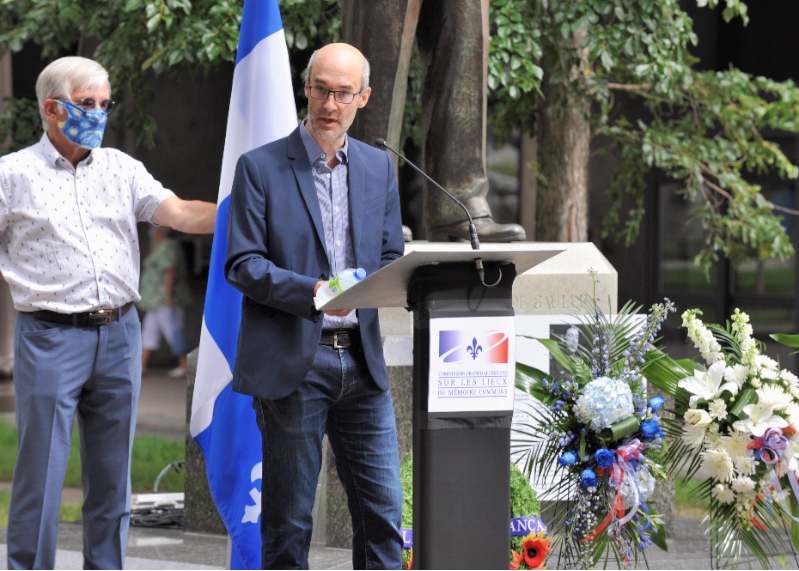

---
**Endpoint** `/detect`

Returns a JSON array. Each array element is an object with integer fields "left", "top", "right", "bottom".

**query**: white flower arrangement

[{"left": 667, "top": 308, "right": 799, "bottom": 567}]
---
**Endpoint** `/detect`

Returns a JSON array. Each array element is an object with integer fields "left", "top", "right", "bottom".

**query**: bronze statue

[{"left": 343, "top": 0, "right": 526, "bottom": 242}]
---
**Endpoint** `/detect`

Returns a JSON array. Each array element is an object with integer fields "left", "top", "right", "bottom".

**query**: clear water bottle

[{"left": 314, "top": 268, "right": 366, "bottom": 309}]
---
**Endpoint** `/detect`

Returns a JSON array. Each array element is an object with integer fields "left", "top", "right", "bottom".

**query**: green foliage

[
  {"left": 399, "top": 453, "right": 413, "bottom": 570},
  {"left": 281, "top": 0, "right": 340, "bottom": 53},
  {"left": 59, "top": 502, "right": 83, "bottom": 523},
  {"left": 489, "top": 0, "right": 797, "bottom": 272},
  {"left": 0, "top": 96, "right": 41, "bottom": 151},
  {"left": 0, "top": 0, "right": 339, "bottom": 150},
  {"left": 0, "top": 489, "right": 8, "bottom": 527},
  {"left": 0, "top": 418, "right": 185, "bottom": 493},
  {"left": 1, "top": 0, "right": 793, "bottom": 271}
]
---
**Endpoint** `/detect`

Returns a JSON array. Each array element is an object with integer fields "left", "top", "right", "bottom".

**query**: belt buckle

[
  {"left": 332, "top": 331, "right": 349, "bottom": 349},
  {"left": 91, "top": 309, "right": 113, "bottom": 326}
]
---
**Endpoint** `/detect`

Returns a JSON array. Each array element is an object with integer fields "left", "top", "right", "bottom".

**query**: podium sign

[{"left": 428, "top": 316, "right": 515, "bottom": 414}]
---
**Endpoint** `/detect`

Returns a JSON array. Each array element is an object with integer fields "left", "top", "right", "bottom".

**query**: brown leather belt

[
  {"left": 319, "top": 329, "right": 360, "bottom": 350},
  {"left": 32, "top": 302, "right": 134, "bottom": 327}
]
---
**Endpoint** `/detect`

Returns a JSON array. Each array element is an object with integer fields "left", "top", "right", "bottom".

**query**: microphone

[{"left": 375, "top": 137, "right": 480, "bottom": 251}]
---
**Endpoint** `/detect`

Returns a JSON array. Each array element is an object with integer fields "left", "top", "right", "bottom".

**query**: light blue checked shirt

[{"left": 300, "top": 120, "right": 358, "bottom": 330}]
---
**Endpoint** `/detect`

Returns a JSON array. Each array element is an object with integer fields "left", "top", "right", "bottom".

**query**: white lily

[
  {"left": 732, "top": 402, "right": 789, "bottom": 437},
  {"left": 678, "top": 361, "right": 739, "bottom": 408}
]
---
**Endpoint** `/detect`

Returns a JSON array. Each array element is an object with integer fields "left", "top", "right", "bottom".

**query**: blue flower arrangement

[{"left": 515, "top": 295, "right": 674, "bottom": 569}]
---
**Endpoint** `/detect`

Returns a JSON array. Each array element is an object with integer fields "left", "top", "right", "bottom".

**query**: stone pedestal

[{"left": 184, "top": 349, "right": 227, "bottom": 535}]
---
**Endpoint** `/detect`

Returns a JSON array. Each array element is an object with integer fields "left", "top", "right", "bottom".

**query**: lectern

[{"left": 320, "top": 244, "right": 563, "bottom": 570}]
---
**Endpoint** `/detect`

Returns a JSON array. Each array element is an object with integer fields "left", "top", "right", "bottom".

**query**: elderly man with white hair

[{"left": 0, "top": 56, "right": 216, "bottom": 570}]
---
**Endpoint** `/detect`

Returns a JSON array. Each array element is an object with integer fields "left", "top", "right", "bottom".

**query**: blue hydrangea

[
  {"left": 573, "top": 376, "right": 635, "bottom": 430},
  {"left": 558, "top": 451, "right": 578, "bottom": 466},
  {"left": 648, "top": 395, "right": 666, "bottom": 413},
  {"left": 595, "top": 448, "right": 614, "bottom": 468}
]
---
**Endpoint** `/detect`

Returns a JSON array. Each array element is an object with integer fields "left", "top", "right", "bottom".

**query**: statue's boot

[
  {"left": 428, "top": 215, "right": 526, "bottom": 242},
  {"left": 402, "top": 225, "right": 413, "bottom": 242}
]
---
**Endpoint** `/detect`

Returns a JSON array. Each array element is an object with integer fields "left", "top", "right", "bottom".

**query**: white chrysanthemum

[
  {"left": 734, "top": 455, "right": 758, "bottom": 476},
  {"left": 709, "top": 399, "right": 728, "bottom": 421},
  {"left": 755, "top": 355, "right": 779, "bottom": 371},
  {"left": 721, "top": 430, "right": 752, "bottom": 459},
  {"left": 780, "top": 369, "right": 799, "bottom": 388},
  {"left": 711, "top": 483, "right": 735, "bottom": 504},
  {"left": 751, "top": 378, "right": 762, "bottom": 389},
  {"left": 705, "top": 423, "right": 722, "bottom": 448},
  {"left": 730, "top": 476, "right": 755, "bottom": 494},
  {"left": 725, "top": 364, "right": 750, "bottom": 388},
  {"left": 757, "top": 385, "right": 793, "bottom": 411},
  {"left": 759, "top": 368, "right": 779, "bottom": 381},
  {"left": 682, "top": 424, "right": 708, "bottom": 450},
  {"left": 701, "top": 448, "right": 735, "bottom": 482}
]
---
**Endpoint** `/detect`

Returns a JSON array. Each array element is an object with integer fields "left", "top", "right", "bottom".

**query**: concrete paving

[
  {"left": 0, "top": 367, "right": 356, "bottom": 570},
  {"left": 2, "top": 369, "right": 798, "bottom": 569}
]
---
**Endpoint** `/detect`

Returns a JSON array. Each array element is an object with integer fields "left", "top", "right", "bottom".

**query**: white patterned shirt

[{"left": 0, "top": 134, "right": 174, "bottom": 313}]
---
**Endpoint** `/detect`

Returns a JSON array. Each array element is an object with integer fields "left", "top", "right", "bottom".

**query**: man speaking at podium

[{"left": 225, "top": 42, "right": 405, "bottom": 569}]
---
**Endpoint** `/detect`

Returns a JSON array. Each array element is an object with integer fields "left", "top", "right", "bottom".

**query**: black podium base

[{"left": 408, "top": 261, "right": 516, "bottom": 570}]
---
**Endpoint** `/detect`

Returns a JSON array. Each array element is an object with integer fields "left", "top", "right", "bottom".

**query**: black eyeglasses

[
  {"left": 307, "top": 85, "right": 363, "bottom": 104},
  {"left": 63, "top": 97, "right": 116, "bottom": 114}
]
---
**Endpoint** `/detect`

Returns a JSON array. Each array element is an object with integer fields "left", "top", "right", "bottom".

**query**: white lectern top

[{"left": 317, "top": 243, "right": 564, "bottom": 310}]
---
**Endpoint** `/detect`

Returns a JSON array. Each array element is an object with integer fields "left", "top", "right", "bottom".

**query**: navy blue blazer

[{"left": 224, "top": 126, "right": 405, "bottom": 400}]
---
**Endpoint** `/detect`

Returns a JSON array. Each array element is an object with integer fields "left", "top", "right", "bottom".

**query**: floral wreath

[{"left": 515, "top": 296, "right": 674, "bottom": 569}]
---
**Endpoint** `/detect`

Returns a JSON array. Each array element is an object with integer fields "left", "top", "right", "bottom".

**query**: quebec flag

[{"left": 190, "top": 1, "right": 297, "bottom": 568}]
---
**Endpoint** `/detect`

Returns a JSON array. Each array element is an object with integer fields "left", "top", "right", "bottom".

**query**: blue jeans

[{"left": 254, "top": 344, "right": 402, "bottom": 570}]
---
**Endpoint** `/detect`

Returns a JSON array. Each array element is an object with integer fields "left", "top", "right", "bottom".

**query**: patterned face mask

[{"left": 57, "top": 99, "right": 108, "bottom": 149}]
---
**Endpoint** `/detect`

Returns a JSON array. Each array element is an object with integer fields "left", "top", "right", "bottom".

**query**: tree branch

[{"left": 607, "top": 82, "right": 652, "bottom": 92}]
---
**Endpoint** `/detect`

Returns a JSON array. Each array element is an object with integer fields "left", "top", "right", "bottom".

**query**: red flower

[{"left": 521, "top": 530, "right": 551, "bottom": 569}]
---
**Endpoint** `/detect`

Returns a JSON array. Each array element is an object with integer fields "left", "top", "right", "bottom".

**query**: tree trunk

[{"left": 536, "top": 40, "right": 591, "bottom": 242}]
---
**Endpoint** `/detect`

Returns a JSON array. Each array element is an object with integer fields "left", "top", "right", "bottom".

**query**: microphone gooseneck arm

[{"left": 375, "top": 137, "right": 480, "bottom": 251}]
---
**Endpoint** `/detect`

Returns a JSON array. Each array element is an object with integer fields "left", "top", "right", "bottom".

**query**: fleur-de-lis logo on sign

[{"left": 467, "top": 337, "right": 482, "bottom": 360}]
